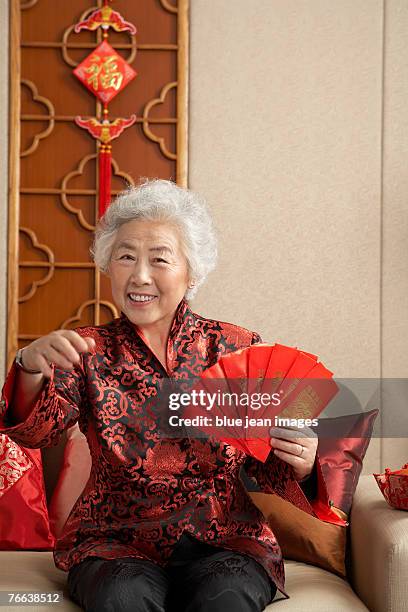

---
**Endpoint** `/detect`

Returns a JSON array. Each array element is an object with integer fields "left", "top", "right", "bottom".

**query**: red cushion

[
  {"left": 48, "top": 424, "right": 91, "bottom": 538},
  {"left": 0, "top": 436, "right": 55, "bottom": 550},
  {"left": 317, "top": 409, "right": 379, "bottom": 513}
]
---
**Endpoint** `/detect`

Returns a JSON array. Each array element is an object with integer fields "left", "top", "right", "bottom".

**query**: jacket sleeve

[
  {"left": 0, "top": 360, "right": 84, "bottom": 449},
  {"left": 243, "top": 448, "right": 319, "bottom": 515}
]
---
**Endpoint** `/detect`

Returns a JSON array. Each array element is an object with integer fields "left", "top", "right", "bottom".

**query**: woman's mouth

[{"left": 128, "top": 293, "right": 158, "bottom": 305}]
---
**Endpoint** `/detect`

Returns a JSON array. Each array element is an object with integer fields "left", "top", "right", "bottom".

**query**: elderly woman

[{"left": 1, "top": 180, "right": 327, "bottom": 612}]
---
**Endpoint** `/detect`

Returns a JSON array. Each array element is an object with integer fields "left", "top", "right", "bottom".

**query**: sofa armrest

[{"left": 350, "top": 474, "right": 408, "bottom": 612}]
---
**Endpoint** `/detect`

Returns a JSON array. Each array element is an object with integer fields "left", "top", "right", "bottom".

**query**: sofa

[{"left": 0, "top": 438, "right": 407, "bottom": 612}]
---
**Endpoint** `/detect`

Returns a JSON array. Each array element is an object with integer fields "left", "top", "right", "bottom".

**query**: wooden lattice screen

[{"left": 8, "top": 0, "right": 189, "bottom": 368}]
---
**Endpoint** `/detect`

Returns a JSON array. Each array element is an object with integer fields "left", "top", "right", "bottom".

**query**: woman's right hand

[{"left": 20, "top": 331, "right": 96, "bottom": 379}]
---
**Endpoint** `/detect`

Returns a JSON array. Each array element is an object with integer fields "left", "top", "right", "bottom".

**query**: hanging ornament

[
  {"left": 73, "top": 1, "right": 137, "bottom": 218},
  {"left": 74, "top": 4, "right": 137, "bottom": 34}
]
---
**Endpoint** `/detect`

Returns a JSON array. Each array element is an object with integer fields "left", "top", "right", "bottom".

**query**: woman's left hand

[{"left": 269, "top": 425, "right": 318, "bottom": 481}]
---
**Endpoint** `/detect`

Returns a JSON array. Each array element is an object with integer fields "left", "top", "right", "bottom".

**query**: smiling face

[{"left": 108, "top": 219, "right": 190, "bottom": 335}]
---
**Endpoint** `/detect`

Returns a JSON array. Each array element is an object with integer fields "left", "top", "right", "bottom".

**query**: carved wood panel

[{"left": 8, "top": 0, "right": 189, "bottom": 367}]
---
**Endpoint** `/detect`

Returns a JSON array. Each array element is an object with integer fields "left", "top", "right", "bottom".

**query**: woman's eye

[
  {"left": 119, "top": 254, "right": 134, "bottom": 260},
  {"left": 153, "top": 257, "right": 168, "bottom": 264}
]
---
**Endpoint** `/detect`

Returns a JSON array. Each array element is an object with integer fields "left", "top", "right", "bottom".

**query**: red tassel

[
  {"left": 98, "top": 145, "right": 106, "bottom": 215},
  {"left": 98, "top": 144, "right": 112, "bottom": 218},
  {"left": 105, "top": 145, "right": 112, "bottom": 212}
]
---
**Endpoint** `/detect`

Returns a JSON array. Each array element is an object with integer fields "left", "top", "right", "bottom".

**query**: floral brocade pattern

[
  {"left": 0, "top": 299, "right": 321, "bottom": 598},
  {"left": 0, "top": 435, "right": 33, "bottom": 498}
]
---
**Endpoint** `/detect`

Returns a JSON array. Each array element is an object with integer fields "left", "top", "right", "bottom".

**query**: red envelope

[
  {"left": 247, "top": 344, "right": 274, "bottom": 395},
  {"left": 270, "top": 351, "right": 318, "bottom": 418},
  {"left": 246, "top": 348, "right": 317, "bottom": 458},
  {"left": 193, "top": 361, "right": 249, "bottom": 453},
  {"left": 260, "top": 344, "right": 299, "bottom": 397},
  {"left": 190, "top": 345, "right": 338, "bottom": 463},
  {"left": 277, "top": 362, "right": 337, "bottom": 421}
]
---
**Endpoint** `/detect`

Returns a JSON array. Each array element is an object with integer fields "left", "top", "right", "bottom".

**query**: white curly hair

[{"left": 91, "top": 179, "right": 218, "bottom": 299}]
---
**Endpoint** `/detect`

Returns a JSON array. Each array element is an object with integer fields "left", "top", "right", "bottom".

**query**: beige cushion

[
  {"left": 351, "top": 474, "right": 408, "bottom": 612},
  {"left": 268, "top": 561, "right": 369, "bottom": 610}
]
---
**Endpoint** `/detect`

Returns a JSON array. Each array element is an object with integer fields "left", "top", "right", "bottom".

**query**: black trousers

[{"left": 68, "top": 532, "right": 277, "bottom": 611}]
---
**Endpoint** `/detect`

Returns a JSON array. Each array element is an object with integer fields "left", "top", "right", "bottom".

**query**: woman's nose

[{"left": 130, "top": 260, "right": 152, "bottom": 284}]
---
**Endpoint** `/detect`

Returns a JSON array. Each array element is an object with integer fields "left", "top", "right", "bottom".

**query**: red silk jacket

[{"left": 0, "top": 299, "right": 336, "bottom": 599}]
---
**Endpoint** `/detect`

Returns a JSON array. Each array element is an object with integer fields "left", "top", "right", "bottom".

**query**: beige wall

[
  {"left": 190, "top": 0, "right": 383, "bottom": 378},
  {"left": 382, "top": 0, "right": 408, "bottom": 468},
  {"left": 189, "top": 0, "right": 407, "bottom": 471}
]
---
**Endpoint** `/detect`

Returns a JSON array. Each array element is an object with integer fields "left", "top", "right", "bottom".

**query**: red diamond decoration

[{"left": 73, "top": 40, "right": 137, "bottom": 104}]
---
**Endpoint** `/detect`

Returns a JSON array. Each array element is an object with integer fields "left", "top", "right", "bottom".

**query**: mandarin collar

[{"left": 119, "top": 298, "right": 193, "bottom": 347}]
